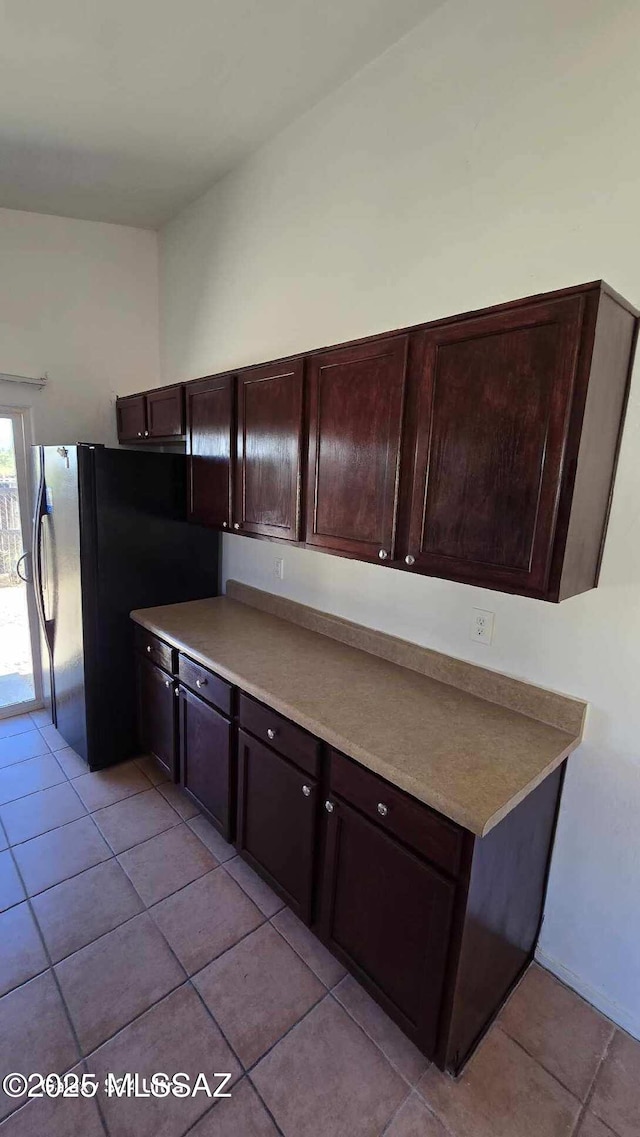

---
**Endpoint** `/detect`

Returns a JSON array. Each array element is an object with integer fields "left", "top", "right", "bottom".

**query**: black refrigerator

[{"left": 32, "top": 444, "right": 219, "bottom": 771}]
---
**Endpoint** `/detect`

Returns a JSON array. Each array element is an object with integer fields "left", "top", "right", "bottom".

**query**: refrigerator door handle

[
  {"left": 15, "top": 551, "right": 31, "bottom": 583},
  {"left": 33, "top": 455, "right": 55, "bottom": 655}
]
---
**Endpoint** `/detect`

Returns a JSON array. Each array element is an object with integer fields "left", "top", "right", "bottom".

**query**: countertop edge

[{"left": 131, "top": 607, "right": 580, "bottom": 838}]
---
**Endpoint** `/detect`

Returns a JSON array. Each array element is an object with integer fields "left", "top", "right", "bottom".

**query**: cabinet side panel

[
  {"left": 443, "top": 765, "right": 563, "bottom": 1072},
  {"left": 558, "top": 295, "right": 637, "bottom": 600}
]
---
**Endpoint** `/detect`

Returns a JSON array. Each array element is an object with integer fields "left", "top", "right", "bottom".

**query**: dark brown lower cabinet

[
  {"left": 180, "top": 686, "right": 233, "bottom": 839},
  {"left": 236, "top": 729, "right": 318, "bottom": 922},
  {"left": 133, "top": 623, "right": 565, "bottom": 1075},
  {"left": 135, "top": 655, "right": 177, "bottom": 780},
  {"left": 317, "top": 749, "right": 564, "bottom": 1072},
  {"left": 319, "top": 797, "right": 454, "bottom": 1057}
]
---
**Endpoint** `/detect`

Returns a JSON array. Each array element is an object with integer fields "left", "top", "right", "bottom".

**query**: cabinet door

[
  {"left": 180, "top": 686, "right": 232, "bottom": 839},
  {"left": 236, "top": 729, "right": 317, "bottom": 922},
  {"left": 136, "top": 655, "right": 177, "bottom": 780},
  {"left": 236, "top": 360, "right": 304, "bottom": 540},
  {"left": 306, "top": 335, "right": 408, "bottom": 561},
  {"left": 147, "top": 385, "right": 184, "bottom": 438},
  {"left": 186, "top": 375, "right": 234, "bottom": 528},
  {"left": 116, "top": 395, "right": 147, "bottom": 442},
  {"left": 319, "top": 797, "right": 454, "bottom": 1057},
  {"left": 405, "top": 296, "right": 584, "bottom": 594}
]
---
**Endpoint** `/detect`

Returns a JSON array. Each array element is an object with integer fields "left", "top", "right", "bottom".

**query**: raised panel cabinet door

[
  {"left": 236, "top": 729, "right": 317, "bottom": 923},
  {"left": 236, "top": 359, "right": 304, "bottom": 540},
  {"left": 306, "top": 335, "right": 408, "bottom": 561},
  {"left": 319, "top": 798, "right": 454, "bottom": 1057},
  {"left": 186, "top": 374, "right": 234, "bottom": 528},
  {"left": 180, "top": 686, "right": 232, "bottom": 839},
  {"left": 136, "top": 655, "right": 177, "bottom": 780},
  {"left": 116, "top": 395, "right": 147, "bottom": 441},
  {"left": 405, "top": 296, "right": 585, "bottom": 594},
  {"left": 147, "top": 385, "right": 184, "bottom": 438}
]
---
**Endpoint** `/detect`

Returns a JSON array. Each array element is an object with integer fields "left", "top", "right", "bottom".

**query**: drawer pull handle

[
  {"left": 377, "top": 802, "right": 389, "bottom": 817},
  {"left": 302, "top": 784, "right": 312, "bottom": 797},
  {"left": 164, "top": 679, "right": 171, "bottom": 688},
  {"left": 174, "top": 686, "right": 180, "bottom": 697},
  {"left": 378, "top": 549, "right": 388, "bottom": 560},
  {"left": 146, "top": 645, "right": 152, "bottom": 653},
  {"left": 405, "top": 555, "right": 415, "bottom": 566},
  {"left": 267, "top": 728, "right": 277, "bottom": 740},
  {"left": 222, "top": 521, "right": 228, "bottom": 528},
  {"left": 324, "top": 800, "right": 334, "bottom": 813},
  {"left": 233, "top": 523, "right": 240, "bottom": 530},
  {"left": 196, "top": 678, "right": 207, "bottom": 688}
]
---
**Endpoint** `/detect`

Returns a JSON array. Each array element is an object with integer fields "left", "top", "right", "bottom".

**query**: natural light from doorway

[{"left": 0, "top": 415, "right": 35, "bottom": 711}]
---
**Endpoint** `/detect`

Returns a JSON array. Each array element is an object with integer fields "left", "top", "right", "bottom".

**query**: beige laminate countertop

[{"left": 131, "top": 595, "right": 583, "bottom": 837}]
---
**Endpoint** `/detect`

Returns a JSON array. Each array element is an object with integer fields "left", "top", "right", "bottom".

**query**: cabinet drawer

[
  {"left": 178, "top": 655, "right": 232, "bottom": 717},
  {"left": 329, "top": 750, "right": 463, "bottom": 877},
  {"left": 134, "top": 625, "right": 175, "bottom": 675},
  {"left": 238, "top": 694, "right": 320, "bottom": 778}
]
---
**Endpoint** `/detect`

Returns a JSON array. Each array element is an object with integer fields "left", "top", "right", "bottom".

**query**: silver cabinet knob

[
  {"left": 377, "top": 802, "right": 388, "bottom": 817},
  {"left": 146, "top": 645, "right": 152, "bottom": 653},
  {"left": 164, "top": 679, "right": 171, "bottom": 688},
  {"left": 174, "top": 686, "right": 180, "bottom": 696},
  {"left": 137, "top": 431, "right": 143, "bottom": 437},
  {"left": 144, "top": 430, "right": 149, "bottom": 437},
  {"left": 196, "top": 678, "right": 207, "bottom": 688},
  {"left": 378, "top": 549, "right": 388, "bottom": 560},
  {"left": 222, "top": 521, "right": 228, "bottom": 528},
  {"left": 405, "top": 555, "right": 415, "bottom": 566},
  {"left": 233, "top": 523, "right": 240, "bottom": 530},
  {"left": 267, "top": 728, "right": 276, "bottom": 740},
  {"left": 302, "top": 784, "right": 312, "bottom": 797},
  {"left": 324, "top": 800, "right": 334, "bottom": 813}
]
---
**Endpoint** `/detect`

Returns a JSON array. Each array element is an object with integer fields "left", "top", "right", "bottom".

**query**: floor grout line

[
  {"left": 330, "top": 985, "right": 426, "bottom": 1090},
  {"left": 0, "top": 746, "right": 55, "bottom": 772},
  {"left": 6, "top": 747, "right": 629, "bottom": 1137},
  {"left": 569, "top": 1025, "right": 618, "bottom": 1137},
  {"left": 0, "top": 780, "right": 90, "bottom": 847},
  {"left": 499, "top": 1028, "right": 589, "bottom": 1108},
  {"left": 2, "top": 840, "right": 110, "bottom": 1135},
  {"left": 243, "top": 989, "right": 330, "bottom": 1079}
]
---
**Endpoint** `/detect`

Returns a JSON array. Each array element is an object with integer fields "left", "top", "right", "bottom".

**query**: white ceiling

[{"left": 0, "top": 0, "right": 438, "bottom": 229}]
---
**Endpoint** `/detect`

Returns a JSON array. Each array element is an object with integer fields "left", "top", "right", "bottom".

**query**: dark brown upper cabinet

[
  {"left": 186, "top": 374, "right": 235, "bottom": 530},
  {"left": 116, "top": 394, "right": 147, "bottom": 441},
  {"left": 122, "top": 281, "right": 637, "bottom": 601},
  {"left": 146, "top": 385, "right": 184, "bottom": 438},
  {"left": 306, "top": 335, "right": 408, "bottom": 562},
  {"left": 116, "top": 385, "right": 184, "bottom": 442},
  {"left": 235, "top": 359, "right": 304, "bottom": 541},
  {"left": 401, "top": 285, "right": 636, "bottom": 600}
]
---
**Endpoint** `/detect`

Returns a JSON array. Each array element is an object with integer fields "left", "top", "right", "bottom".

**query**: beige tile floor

[{"left": 0, "top": 710, "right": 639, "bottom": 1136}]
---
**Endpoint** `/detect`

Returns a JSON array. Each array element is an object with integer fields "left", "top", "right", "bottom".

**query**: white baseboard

[{"left": 535, "top": 948, "right": 640, "bottom": 1041}]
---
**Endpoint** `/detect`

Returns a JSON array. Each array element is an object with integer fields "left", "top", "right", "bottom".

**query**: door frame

[{"left": 0, "top": 406, "right": 43, "bottom": 718}]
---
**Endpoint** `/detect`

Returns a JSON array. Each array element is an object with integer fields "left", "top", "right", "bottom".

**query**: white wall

[
  {"left": 0, "top": 207, "right": 159, "bottom": 446},
  {"left": 160, "top": 0, "right": 640, "bottom": 1036}
]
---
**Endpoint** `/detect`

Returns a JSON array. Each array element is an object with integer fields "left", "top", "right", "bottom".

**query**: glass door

[{"left": 0, "top": 411, "right": 42, "bottom": 716}]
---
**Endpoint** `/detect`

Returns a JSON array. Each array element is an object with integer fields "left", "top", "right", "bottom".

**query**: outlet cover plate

[{"left": 471, "top": 608, "right": 494, "bottom": 645}]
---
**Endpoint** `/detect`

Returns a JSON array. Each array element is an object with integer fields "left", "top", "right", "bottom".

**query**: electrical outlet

[
  {"left": 274, "top": 557, "right": 284, "bottom": 581},
  {"left": 471, "top": 608, "right": 494, "bottom": 645}
]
